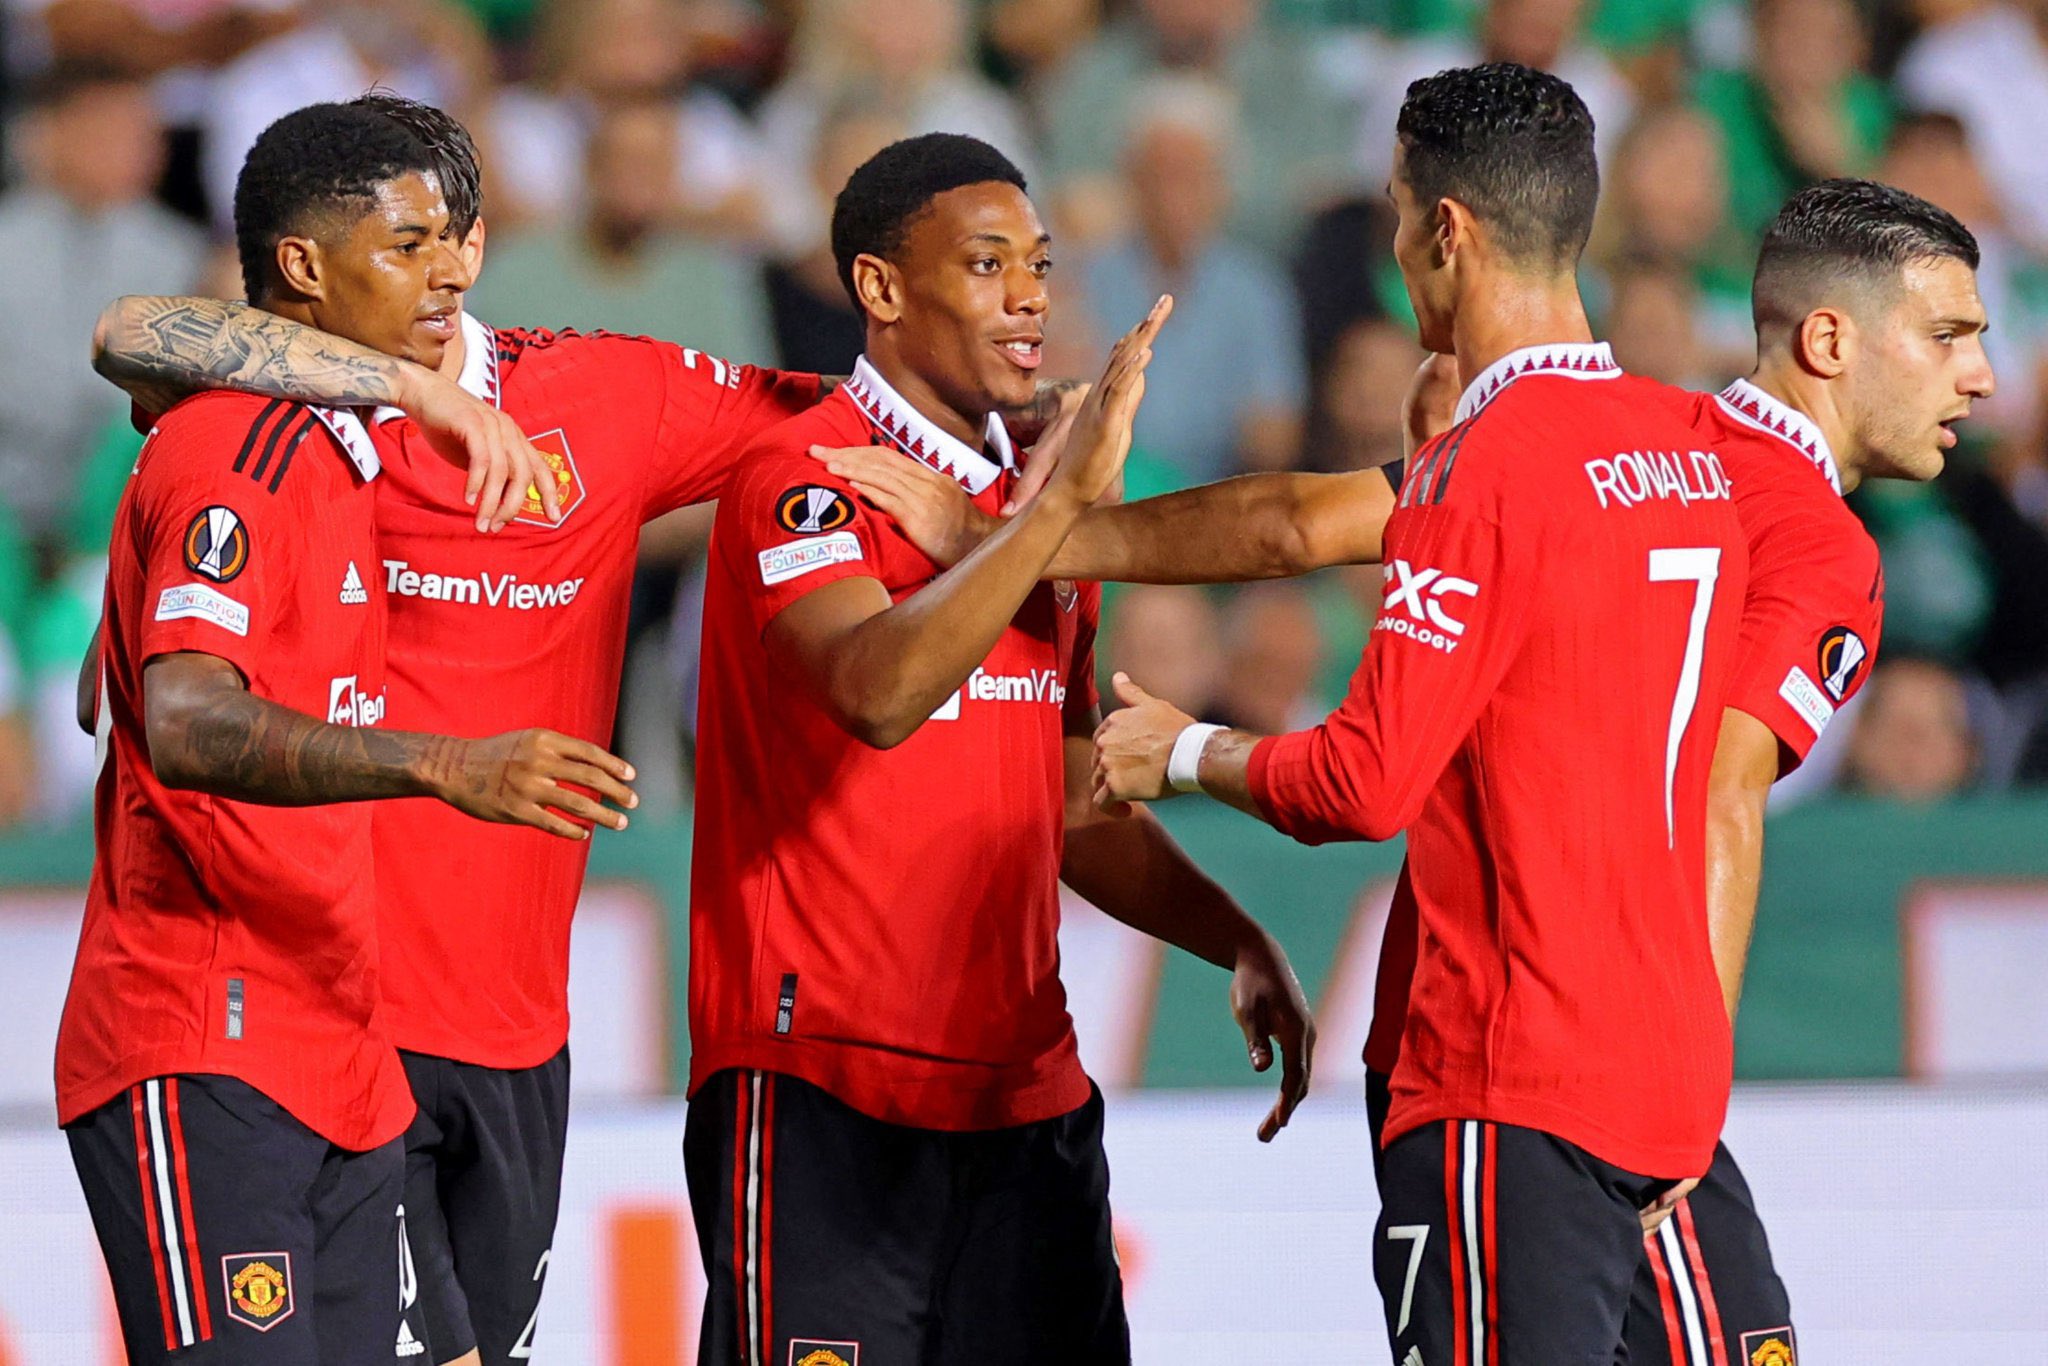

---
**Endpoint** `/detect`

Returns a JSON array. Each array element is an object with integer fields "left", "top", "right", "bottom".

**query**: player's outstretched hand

[
  {"left": 1231, "top": 929, "right": 1316, "bottom": 1142},
  {"left": 435, "top": 728, "right": 639, "bottom": 840},
  {"left": 1403, "top": 352, "right": 1462, "bottom": 461},
  {"left": 1000, "top": 381, "right": 1091, "bottom": 516},
  {"left": 1050, "top": 295, "right": 1172, "bottom": 509},
  {"left": 807, "top": 444, "right": 994, "bottom": 568},
  {"left": 1091, "top": 671, "right": 1194, "bottom": 815},
  {"left": 1638, "top": 1175, "right": 1701, "bottom": 1235},
  {"left": 407, "top": 370, "right": 563, "bottom": 533}
]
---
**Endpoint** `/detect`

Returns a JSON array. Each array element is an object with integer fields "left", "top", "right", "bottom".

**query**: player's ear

[
  {"left": 1434, "top": 198, "right": 1474, "bottom": 268},
  {"left": 274, "top": 234, "right": 324, "bottom": 302},
  {"left": 461, "top": 217, "right": 487, "bottom": 278},
  {"left": 852, "top": 253, "right": 901, "bottom": 324},
  {"left": 1794, "top": 305, "right": 1851, "bottom": 380}
]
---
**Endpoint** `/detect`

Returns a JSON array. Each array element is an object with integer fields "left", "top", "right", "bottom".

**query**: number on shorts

[
  {"left": 506, "top": 1249, "right": 551, "bottom": 1360},
  {"left": 1386, "top": 1224, "right": 1431, "bottom": 1333}
]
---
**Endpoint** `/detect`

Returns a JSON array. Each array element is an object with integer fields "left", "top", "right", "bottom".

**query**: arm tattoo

[
  {"left": 97, "top": 296, "right": 411, "bottom": 408},
  {"left": 1025, "top": 379, "right": 1084, "bottom": 427},
  {"left": 177, "top": 689, "right": 450, "bottom": 806}
]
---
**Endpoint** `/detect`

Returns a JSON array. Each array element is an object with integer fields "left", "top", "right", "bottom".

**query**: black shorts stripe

[
  {"left": 265, "top": 413, "right": 319, "bottom": 494},
  {"left": 230, "top": 399, "right": 288, "bottom": 474}
]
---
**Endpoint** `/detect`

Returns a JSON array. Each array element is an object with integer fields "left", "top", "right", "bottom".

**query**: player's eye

[
  {"left": 971, "top": 257, "right": 1000, "bottom": 274},
  {"left": 1934, "top": 331, "right": 1956, "bottom": 345},
  {"left": 397, "top": 241, "right": 421, "bottom": 255},
  {"left": 1030, "top": 258, "right": 1053, "bottom": 277}
]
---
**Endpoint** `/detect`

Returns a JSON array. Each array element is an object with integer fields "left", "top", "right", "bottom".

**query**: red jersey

[
  {"left": 1250, "top": 343, "right": 1748, "bottom": 1178},
  {"left": 57, "top": 393, "right": 413, "bottom": 1151},
  {"left": 367, "top": 315, "right": 820, "bottom": 1068},
  {"left": 1361, "top": 379, "right": 1886, "bottom": 1081},
  {"left": 690, "top": 357, "right": 1097, "bottom": 1132}
]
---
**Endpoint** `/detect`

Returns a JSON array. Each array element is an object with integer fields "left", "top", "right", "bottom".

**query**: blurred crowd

[{"left": 2, "top": 0, "right": 2046, "bottom": 827}]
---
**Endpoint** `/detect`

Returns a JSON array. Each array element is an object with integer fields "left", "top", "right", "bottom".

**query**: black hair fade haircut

[
  {"left": 349, "top": 91, "right": 484, "bottom": 238},
  {"left": 1395, "top": 62, "right": 1599, "bottom": 270},
  {"left": 1752, "top": 178, "right": 1980, "bottom": 338},
  {"left": 829, "top": 132, "right": 1029, "bottom": 310},
  {"left": 233, "top": 102, "right": 441, "bottom": 304}
]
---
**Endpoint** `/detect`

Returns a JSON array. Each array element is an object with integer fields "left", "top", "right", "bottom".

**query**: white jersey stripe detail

[
  {"left": 145, "top": 1080, "right": 197, "bottom": 1347},
  {"left": 744, "top": 1070, "right": 764, "bottom": 1366},
  {"left": 1463, "top": 1121, "right": 1484, "bottom": 1361},
  {"left": 1659, "top": 1217, "right": 1711, "bottom": 1365}
]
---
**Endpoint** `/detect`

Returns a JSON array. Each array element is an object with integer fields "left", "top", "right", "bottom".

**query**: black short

[
  {"left": 65, "top": 1074, "right": 415, "bottom": 1366},
  {"left": 1374, "top": 1117, "right": 1666, "bottom": 1365},
  {"left": 1620, "top": 1143, "right": 1796, "bottom": 1366},
  {"left": 399, "top": 1046, "right": 571, "bottom": 1366},
  {"left": 683, "top": 1068, "right": 1129, "bottom": 1366}
]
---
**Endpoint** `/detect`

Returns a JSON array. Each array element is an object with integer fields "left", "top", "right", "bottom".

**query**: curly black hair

[
  {"left": 1395, "top": 62, "right": 1599, "bottom": 269},
  {"left": 234, "top": 102, "right": 440, "bottom": 304},
  {"left": 349, "top": 90, "right": 484, "bottom": 238},
  {"left": 1753, "top": 178, "right": 1980, "bottom": 336},
  {"left": 829, "top": 132, "right": 1028, "bottom": 311}
]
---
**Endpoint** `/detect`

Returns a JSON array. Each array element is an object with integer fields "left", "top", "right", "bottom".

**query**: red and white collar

[
  {"left": 372, "top": 311, "right": 501, "bottom": 426},
  {"left": 1454, "top": 341, "right": 1621, "bottom": 424},
  {"left": 1713, "top": 378, "right": 1842, "bottom": 496},
  {"left": 843, "top": 356, "right": 1017, "bottom": 496}
]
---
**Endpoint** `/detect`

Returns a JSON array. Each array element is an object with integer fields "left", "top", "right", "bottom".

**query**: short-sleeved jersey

[
  {"left": 691, "top": 357, "right": 1097, "bottom": 1132},
  {"left": 56, "top": 392, "right": 414, "bottom": 1152},
  {"left": 366, "top": 315, "right": 821, "bottom": 1068},
  {"left": 1250, "top": 344, "right": 1748, "bottom": 1179}
]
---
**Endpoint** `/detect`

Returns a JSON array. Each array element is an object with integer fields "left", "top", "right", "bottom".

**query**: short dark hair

[
  {"left": 234, "top": 103, "right": 440, "bottom": 304},
  {"left": 1395, "top": 62, "right": 1599, "bottom": 269},
  {"left": 1752, "top": 179, "right": 1980, "bottom": 338},
  {"left": 829, "top": 132, "right": 1029, "bottom": 310},
  {"left": 349, "top": 91, "right": 484, "bottom": 238}
]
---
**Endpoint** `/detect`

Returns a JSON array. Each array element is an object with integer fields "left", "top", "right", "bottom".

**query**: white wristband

[{"left": 1167, "top": 723, "right": 1224, "bottom": 794}]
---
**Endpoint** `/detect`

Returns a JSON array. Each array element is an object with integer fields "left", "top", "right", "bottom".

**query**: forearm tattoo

[
  {"left": 178, "top": 690, "right": 456, "bottom": 806},
  {"left": 99, "top": 297, "right": 409, "bottom": 407}
]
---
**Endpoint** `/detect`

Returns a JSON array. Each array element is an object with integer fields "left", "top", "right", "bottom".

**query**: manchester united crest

[
  {"left": 222, "top": 1252, "right": 294, "bottom": 1331},
  {"left": 789, "top": 1342, "right": 858, "bottom": 1366},
  {"left": 1741, "top": 1327, "right": 1796, "bottom": 1366},
  {"left": 515, "top": 428, "right": 587, "bottom": 527}
]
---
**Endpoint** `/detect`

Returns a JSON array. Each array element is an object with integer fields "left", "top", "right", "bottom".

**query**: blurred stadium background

[{"left": 2, "top": 0, "right": 2048, "bottom": 1360}]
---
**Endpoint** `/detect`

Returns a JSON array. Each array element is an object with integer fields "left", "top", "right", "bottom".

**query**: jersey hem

[
  {"left": 1381, "top": 1089, "right": 1723, "bottom": 1179},
  {"left": 56, "top": 1056, "right": 414, "bottom": 1153}
]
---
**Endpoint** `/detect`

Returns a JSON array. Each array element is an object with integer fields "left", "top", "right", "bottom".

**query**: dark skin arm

[
  {"left": 143, "top": 652, "right": 638, "bottom": 840},
  {"left": 1704, "top": 708, "right": 1783, "bottom": 1022},
  {"left": 77, "top": 619, "right": 101, "bottom": 735},
  {"left": 1059, "top": 731, "right": 1314, "bottom": 1140}
]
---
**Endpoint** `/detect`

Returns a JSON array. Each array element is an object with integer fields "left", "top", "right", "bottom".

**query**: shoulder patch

[
  {"left": 1817, "top": 625, "right": 1870, "bottom": 702},
  {"left": 183, "top": 506, "right": 250, "bottom": 582},
  {"left": 759, "top": 531, "right": 863, "bottom": 585},
  {"left": 774, "top": 484, "right": 856, "bottom": 535}
]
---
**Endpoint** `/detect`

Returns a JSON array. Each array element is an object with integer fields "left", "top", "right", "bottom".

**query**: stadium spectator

[
  {"left": 1082, "top": 76, "right": 1305, "bottom": 481},
  {"left": 754, "top": 0, "right": 1036, "bottom": 258},
  {"left": 470, "top": 98, "right": 774, "bottom": 360},
  {"left": 981, "top": 0, "right": 1103, "bottom": 88},
  {"left": 1695, "top": 0, "right": 1891, "bottom": 279},
  {"left": 0, "top": 64, "right": 203, "bottom": 544},
  {"left": 484, "top": 0, "right": 764, "bottom": 237},
  {"left": 1103, "top": 584, "right": 1225, "bottom": 716},
  {"left": 1303, "top": 316, "right": 1422, "bottom": 475},
  {"left": 1211, "top": 581, "right": 1325, "bottom": 735},
  {"left": 1039, "top": 0, "right": 1350, "bottom": 252},
  {"left": 1896, "top": 0, "right": 2048, "bottom": 259},
  {"left": 1603, "top": 262, "right": 1717, "bottom": 389},
  {"left": 1841, "top": 658, "right": 1980, "bottom": 800},
  {"left": 1354, "top": 0, "right": 1634, "bottom": 196}
]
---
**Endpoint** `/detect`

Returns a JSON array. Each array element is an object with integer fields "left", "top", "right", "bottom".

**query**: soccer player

[
  {"left": 85, "top": 97, "right": 1086, "bottom": 1366},
  {"left": 687, "top": 132, "right": 1312, "bottom": 1365},
  {"left": 57, "top": 103, "right": 638, "bottom": 1366},
  {"left": 1090, "top": 66, "right": 1749, "bottom": 1360}
]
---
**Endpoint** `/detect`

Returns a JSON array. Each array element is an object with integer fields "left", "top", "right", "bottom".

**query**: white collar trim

[
  {"left": 1713, "top": 379, "right": 1842, "bottom": 496},
  {"left": 307, "top": 406, "right": 381, "bottom": 481},
  {"left": 1454, "top": 341, "right": 1621, "bottom": 424},
  {"left": 842, "top": 356, "right": 1015, "bottom": 495},
  {"left": 372, "top": 311, "right": 500, "bottom": 426}
]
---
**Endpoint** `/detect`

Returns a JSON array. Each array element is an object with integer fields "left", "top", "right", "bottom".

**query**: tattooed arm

[
  {"left": 92, "top": 296, "right": 560, "bottom": 530},
  {"left": 143, "top": 652, "right": 638, "bottom": 840}
]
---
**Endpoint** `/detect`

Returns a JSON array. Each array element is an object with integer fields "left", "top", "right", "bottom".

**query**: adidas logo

[
  {"left": 396, "top": 1321, "right": 425, "bottom": 1358},
  {"left": 340, "top": 561, "right": 367, "bottom": 606}
]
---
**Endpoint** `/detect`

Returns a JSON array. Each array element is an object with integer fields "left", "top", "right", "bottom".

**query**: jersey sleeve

[
  {"left": 714, "top": 450, "right": 885, "bottom": 637},
  {"left": 1724, "top": 536, "right": 1884, "bottom": 771},
  {"left": 131, "top": 409, "right": 312, "bottom": 681},
  {"left": 642, "top": 343, "right": 824, "bottom": 516},
  {"left": 1246, "top": 439, "right": 1541, "bottom": 844}
]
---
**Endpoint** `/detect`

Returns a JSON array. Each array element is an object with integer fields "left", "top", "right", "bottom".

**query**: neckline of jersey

[
  {"left": 1454, "top": 341, "right": 1621, "bottom": 425},
  {"left": 843, "top": 355, "right": 1016, "bottom": 496},
  {"left": 1712, "top": 379, "right": 1844, "bottom": 496}
]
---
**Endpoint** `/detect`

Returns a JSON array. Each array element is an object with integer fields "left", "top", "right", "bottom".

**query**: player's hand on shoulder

[
  {"left": 406, "top": 369, "right": 562, "bottom": 533},
  {"left": 1403, "top": 353, "right": 1462, "bottom": 460},
  {"left": 807, "top": 444, "right": 993, "bottom": 568},
  {"left": 1229, "top": 928, "right": 1316, "bottom": 1143},
  {"left": 1050, "top": 296, "right": 1172, "bottom": 509},
  {"left": 433, "top": 727, "right": 639, "bottom": 840},
  {"left": 1090, "top": 670, "right": 1191, "bottom": 813}
]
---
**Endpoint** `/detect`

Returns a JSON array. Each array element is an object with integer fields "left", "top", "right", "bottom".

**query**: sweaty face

[
  {"left": 1390, "top": 147, "right": 1456, "bottom": 355},
  {"left": 310, "top": 172, "right": 472, "bottom": 367},
  {"left": 1850, "top": 256, "right": 1994, "bottom": 483},
  {"left": 887, "top": 182, "right": 1051, "bottom": 415}
]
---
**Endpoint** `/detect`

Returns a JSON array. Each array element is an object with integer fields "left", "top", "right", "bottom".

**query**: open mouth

[
  {"left": 1938, "top": 412, "right": 1968, "bottom": 447},
  {"left": 995, "top": 337, "right": 1043, "bottom": 371},
  {"left": 415, "top": 309, "right": 457, "bottom": 339}
]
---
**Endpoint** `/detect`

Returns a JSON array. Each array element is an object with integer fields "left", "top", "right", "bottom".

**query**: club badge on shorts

[
  {"left": 222, "top": 1252, "right": 294, "bottom": 1331},
  {"left": 1740, "top": 1327, "right": 1796, "bottom": 1366},
  {"left": 789, "top": 1342, "right": 859, "bottom": 1366}
]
